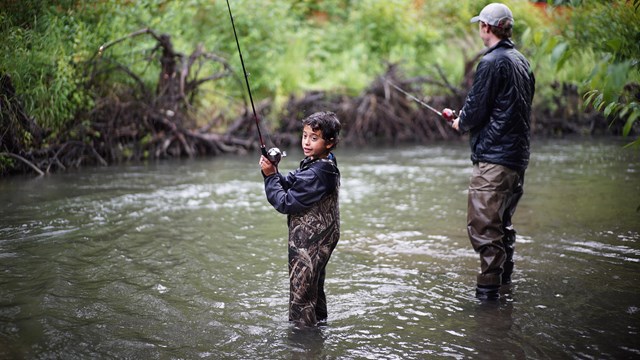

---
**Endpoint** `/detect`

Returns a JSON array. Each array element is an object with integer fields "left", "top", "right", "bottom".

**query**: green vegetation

[
  {"left": 553, "top": 0, "right": 640, "bottom": 147},
  {"left": 0, "top": 0, "right": 639, "bottom": 174}
]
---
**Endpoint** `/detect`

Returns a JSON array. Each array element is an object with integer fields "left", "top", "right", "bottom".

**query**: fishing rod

[
  {"left": 225, "top": 0, "right": 285, "bottom": 166},
  {"left": 386, "top": 80, "right": 456, "bottom": 122}
]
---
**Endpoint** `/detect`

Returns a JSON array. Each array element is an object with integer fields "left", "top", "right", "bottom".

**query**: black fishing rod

[
  {"left": 386, "top": 80, "right": 456, "bottom": 121},
  {"left": 226, "top": 0, "right": 284, "bottom": 166}
]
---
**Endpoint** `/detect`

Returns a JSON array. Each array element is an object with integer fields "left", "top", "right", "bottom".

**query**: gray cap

[{"left": 470, "top": 3, "right": 514, "bottom": 28}]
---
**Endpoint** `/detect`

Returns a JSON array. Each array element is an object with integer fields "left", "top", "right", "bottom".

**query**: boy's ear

[{"left": 325, "top": 138, "right": 335, "bottom": 150}]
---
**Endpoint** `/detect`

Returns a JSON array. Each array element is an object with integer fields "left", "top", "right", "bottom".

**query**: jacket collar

[
  {"left": 486, "top": 38, "right": 515, "bottom": 55},
  {"left": 300, "top": 152, "right": 338, "bottom": 170}
]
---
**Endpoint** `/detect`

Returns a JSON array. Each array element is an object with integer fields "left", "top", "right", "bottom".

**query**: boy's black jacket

[{"left": 264, "top": 154, "right": 340, "bottom": 215}]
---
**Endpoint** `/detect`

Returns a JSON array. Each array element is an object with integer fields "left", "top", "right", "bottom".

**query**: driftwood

[
  {"left": 0, "top": 152, "right": 44, "bottom": 176},
  {"left": 89, "top": 28, "right": 257, "bottom": 162}
]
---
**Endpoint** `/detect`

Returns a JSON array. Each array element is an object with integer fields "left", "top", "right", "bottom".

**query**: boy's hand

[{"left": 259, "top": 155, "right": 277, "bottom": 176}]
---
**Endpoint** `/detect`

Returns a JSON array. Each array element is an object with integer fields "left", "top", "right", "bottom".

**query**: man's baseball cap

[{"left": 470, "top": 3, "right": 514, "bottom": 28}]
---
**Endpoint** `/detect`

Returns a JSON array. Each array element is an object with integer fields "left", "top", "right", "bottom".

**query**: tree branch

[{"left": 1, "top": 152, "right": 44, "bottom": 176}]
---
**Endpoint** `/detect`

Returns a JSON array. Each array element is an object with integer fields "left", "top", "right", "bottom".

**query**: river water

[{"left": 1, "top": 138, "right": 638, "bottom": 359}]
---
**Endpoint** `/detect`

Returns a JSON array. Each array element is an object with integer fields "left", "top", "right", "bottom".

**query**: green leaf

[
  {"left": 619, "top": 105, "right": 631, "bottom": 119},
  {"left": 551, "top": 42, "right": 569, "bottom": 71},
  {"left": 622, "top": 108, "right": 640, "bottom": 136},
  {"left": 604, "top": 38, "right": 623, "bottom": 53},
  {"left": 603, "top": 102, "right": 618, "bottom": 118},
  {"left": 583, "top": 90, "right": 599, "bottom": 107},
  {"left": 595, "top": 93, "right": 605, "bottom": 111},
  {"left": 623, "top": 137, "right": 640, "bottom": 149}
]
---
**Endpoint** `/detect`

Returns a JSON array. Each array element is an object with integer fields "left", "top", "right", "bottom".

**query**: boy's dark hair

[{"left": 302, "top": 111, "right": 341, "bottom": 149}]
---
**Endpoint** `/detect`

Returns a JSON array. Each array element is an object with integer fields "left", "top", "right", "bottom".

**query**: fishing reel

[
  {"left": 264, "top": 147, "right": 286, "bottom": 166},
  {"left": 442, "top": 108, "right": 458, "bottom": 122}
]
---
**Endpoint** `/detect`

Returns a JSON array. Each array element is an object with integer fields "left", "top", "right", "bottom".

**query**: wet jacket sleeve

[
  {"left": 458, "top": 60, "right": 496, "bottom": 133},
  {"left": 263, "top": 164, "right": 336, "bottom": 215}
]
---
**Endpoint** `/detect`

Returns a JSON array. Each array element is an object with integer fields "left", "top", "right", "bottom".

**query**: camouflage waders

[{"left": 288, "top": 189, "right": 340, "bottom": 327}]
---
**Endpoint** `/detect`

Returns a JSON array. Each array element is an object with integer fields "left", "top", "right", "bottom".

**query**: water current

[{"left": 1, "top": 137, "right": 638, "bottom": 359}]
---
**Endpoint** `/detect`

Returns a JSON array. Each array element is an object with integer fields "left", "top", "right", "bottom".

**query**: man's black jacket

[{"left": 458, "top": 39, "right": 535, "bottom": 173}]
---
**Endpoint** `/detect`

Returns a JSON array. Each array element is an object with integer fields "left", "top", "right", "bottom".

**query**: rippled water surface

[{"left": 1, "top": 138, "right": 639, "bottom": 359}]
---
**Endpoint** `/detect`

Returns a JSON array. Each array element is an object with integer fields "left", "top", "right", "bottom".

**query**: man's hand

[
  {"left": 451, "top": 118, "right": 460, "bottom": 131},
  {"left": 442, "top": 108, "right": 456, "bottom": 122},
  {"left": 442, "top": 108, "right": 460, "bottom": 131}
]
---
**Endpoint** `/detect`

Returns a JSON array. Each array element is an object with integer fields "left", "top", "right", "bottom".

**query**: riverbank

[{"left": 0, "top": 65, "right": 619, "bottom": 178}]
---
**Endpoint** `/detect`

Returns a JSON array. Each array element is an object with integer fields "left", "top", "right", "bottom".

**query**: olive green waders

[{"left": 467, "top": 162, "right": 524, "bottom": 298}]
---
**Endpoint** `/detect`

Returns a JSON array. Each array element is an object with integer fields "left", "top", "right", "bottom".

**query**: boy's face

[{"left": 301, "top": 125, "right": 332, "bottom": 159}]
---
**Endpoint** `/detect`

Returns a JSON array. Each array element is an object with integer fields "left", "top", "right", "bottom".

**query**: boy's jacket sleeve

[{"left": 264, "top": 162, "right": 338, "bottom": 215}]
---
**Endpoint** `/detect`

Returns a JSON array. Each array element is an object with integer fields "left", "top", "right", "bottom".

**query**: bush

[
  {"left": 2, "top": 0, "right": 636, "bottom": 154},
  {"left": 549, "top": 0, "right": 640, "bottom": 143}
]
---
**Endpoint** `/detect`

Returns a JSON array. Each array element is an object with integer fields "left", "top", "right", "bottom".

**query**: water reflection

[
  {"left": 286, "top": 326, "right": 326, "bottom": 359},
  {"left": 467, "top": 297, "right": 527, "bottom": 359}
]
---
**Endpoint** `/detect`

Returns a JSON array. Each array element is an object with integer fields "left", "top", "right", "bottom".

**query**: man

[{"left": 445, "top": 3, "right": 535, "bottom": 300}]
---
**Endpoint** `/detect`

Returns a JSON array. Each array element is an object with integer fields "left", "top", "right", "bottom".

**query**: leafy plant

[{"left": 547, "top": 0, "right": 640, "bottom": 145}]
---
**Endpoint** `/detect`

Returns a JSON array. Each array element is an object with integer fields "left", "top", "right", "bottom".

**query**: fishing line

[{"left": 225, "top": 0, "right": 284, "bottom": 165}]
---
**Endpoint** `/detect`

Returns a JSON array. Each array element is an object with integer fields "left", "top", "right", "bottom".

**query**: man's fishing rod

[
  {"left": 225, "top": 0, "right": 284, "bottom": 166},
  {"left": 386, "top": 80, "right": 456, "bottom": 122}
]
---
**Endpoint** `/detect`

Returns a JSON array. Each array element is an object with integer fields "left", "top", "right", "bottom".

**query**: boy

[{"left": 259, "top": 111, "right": 341, "bottom": 327}]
